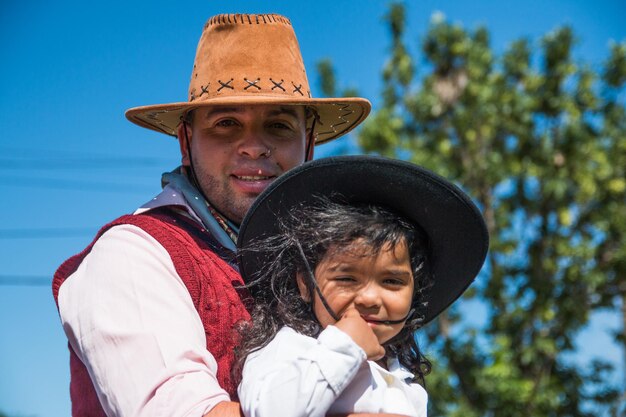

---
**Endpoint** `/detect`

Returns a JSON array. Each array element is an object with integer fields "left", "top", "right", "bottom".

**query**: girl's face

[{"left": 299, "top": 238, "right": 414, "bottom": 345}]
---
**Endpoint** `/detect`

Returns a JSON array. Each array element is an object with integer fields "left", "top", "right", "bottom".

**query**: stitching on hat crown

[
  {"left": 205, "top": 14, "right": 292, "bottom": 28},
  {"left": 190, "top": 77, "right": 308, "bottom": 100},
  {"left": 244, "top": 78, "right": 261, "bottom": 90},
  {"left": 217, "top": 79, "right": 235, "bottom": 92},
  {"left": 292, "top": 82, "right": 304, "bottom": 96},
  {"left": 270, "top": 78, "right": 285, "bottom": 91}
]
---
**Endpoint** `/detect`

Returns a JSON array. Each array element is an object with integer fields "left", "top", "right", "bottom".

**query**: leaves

[{"left": 327, "top": 3, "right": 626, "bottom": 415}]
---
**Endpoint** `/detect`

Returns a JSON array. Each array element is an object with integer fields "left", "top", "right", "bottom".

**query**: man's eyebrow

[
  {"left": 200, "top": 107, "right": 244, "bottom": 119},
  {"left": 198, "top": 106, "right": 302, "bottom": 120},
  {"left": 267, "top": 107, "right": 301, "bottom": 118}
]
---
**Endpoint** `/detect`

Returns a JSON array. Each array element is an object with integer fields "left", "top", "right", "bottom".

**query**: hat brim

[
  {"left": 125, "top": 96, "right": 371, "bottom": 144},
  {"left": 237, "top": 155, "right": 489, "bottom": 325}
]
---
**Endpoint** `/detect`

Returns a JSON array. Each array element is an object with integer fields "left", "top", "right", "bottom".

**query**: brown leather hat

[{"left": 125, "top": 13, "right": 371, "bottom": 144}]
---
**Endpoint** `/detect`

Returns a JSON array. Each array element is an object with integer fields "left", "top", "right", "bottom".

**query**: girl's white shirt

[{"left": 238, "top": 326, "right": 428, "bottom": 417}]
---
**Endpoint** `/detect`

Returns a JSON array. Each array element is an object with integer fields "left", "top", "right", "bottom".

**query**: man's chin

[{"left": 230, "top": 196, "right": 260, "bottom": 225}]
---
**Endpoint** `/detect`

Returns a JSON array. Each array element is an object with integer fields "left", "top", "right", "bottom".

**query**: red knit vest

[{"left": 52, "top": 208, "right": 251, "bottom": 416}]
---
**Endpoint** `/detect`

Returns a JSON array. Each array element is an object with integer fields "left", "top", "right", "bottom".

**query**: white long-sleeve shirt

[
  {"left": 57, "top": 180, "right": 238, "bottom": 416},
  {"left": 58, "top": 223, "right": 231, "bottom": 416},
  {"left": 238, "top": 326, "right": 428, "bottom": 417}
]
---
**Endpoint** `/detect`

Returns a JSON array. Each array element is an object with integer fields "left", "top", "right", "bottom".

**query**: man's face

[{"left": 178, "top": 104, "right": 309, "bottom": 224}]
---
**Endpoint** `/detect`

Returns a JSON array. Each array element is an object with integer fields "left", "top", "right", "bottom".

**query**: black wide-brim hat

[{"left": 237, "top": 155, "right": 489, "bottom": 325}]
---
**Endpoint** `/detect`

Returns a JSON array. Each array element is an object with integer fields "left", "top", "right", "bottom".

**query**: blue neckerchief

[{"left": 160, "top": 167, "right": 238, "bottom": 252}]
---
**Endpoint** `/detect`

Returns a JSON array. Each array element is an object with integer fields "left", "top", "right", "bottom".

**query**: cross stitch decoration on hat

[{"left": 126, "top": 13, "right": 371, "bottom": 144}]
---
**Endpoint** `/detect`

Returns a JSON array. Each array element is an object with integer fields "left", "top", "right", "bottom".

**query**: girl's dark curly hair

[{"left": 234, "top": 195, "right": 434, "bottom": 384}]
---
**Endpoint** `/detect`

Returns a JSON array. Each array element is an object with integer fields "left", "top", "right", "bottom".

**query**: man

[{"left": 52, "top": 13, "right": 370, "bottom": 417}]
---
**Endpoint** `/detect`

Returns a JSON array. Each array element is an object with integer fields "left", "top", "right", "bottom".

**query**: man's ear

[
  {"left": 296, "top": 272, "right": 311, "bottom": 302},
  {"left": 177, "top": 122, "right": 192, "bottom": 166}
]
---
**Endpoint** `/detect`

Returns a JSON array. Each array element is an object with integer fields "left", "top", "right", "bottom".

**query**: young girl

[{"left": 235, "top": 156, "right": 489, "bottom": 417}]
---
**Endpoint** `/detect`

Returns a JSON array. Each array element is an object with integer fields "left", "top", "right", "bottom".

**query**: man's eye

[
  {"left": 215, "top": 119, "right": 238, "bottom": 127},
  {"left": 269, "top": 122, "right": 292, "bottom": 130}
]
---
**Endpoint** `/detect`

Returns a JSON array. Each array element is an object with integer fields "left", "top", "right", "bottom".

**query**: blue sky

[{"left": 1, "top": 1, "right": 625, "bottom": 416}]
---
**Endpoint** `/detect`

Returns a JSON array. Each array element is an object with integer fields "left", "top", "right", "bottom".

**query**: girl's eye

[
  {"left": 383, "top": 278, "right": 407, "bottom": 287},
  {"left": 334, "top": 276, "right": 357, "bottom": 283}
]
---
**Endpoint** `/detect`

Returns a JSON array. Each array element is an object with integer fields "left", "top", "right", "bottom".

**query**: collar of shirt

[
  {"left": 135, "top": 166, "right": 238, "bottom": 253},
  {"left": 378, "top": 357, "right": 416, "bottom": 384}
]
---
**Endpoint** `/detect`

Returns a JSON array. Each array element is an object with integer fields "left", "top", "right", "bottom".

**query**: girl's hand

[{"left": 334, "top": 307, "right": 385, "bottom": 361}]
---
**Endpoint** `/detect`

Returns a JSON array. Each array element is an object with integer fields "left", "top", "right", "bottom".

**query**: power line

[
  {"left": 0, "top": 155, "right": 174, "bottom": 170},
  {"left": 0, "top": 227, "right": 95, "bottom": 239},
  {"left": 0, "top": 145, "right": 175, "bottom": 160},
  {"left": 0, "top": 176, "right": 155, "bottom": 192},
  {"left": 0, "top": 275, "right": 51, "bottom": 286}
]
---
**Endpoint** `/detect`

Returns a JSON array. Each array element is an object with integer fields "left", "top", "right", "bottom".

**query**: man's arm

[
  {"left": 203, "top": 402, "right": 409, "bottom": 417},
  {"left": 59, "top": 224, "right": 230, "bottom": 416},
  {"left": 334, "top": 415, "right": 412, "bottom": 417},
  {"left": 204, "top": 401, "right": 244, "bottom": 417}
]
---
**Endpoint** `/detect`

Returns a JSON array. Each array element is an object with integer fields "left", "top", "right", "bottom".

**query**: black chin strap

[
  {"left": 295, "top": 240, "right": 414, "bottom": 326},
  {"left": 182, "top": 121, "right": 214, "bottom": 208},
  {"left": 305, "top": 116, "right": 316, "bottom": 162},
  {"left": 295, "top": 240, "right": 341, "bottom": 321},
  {"left": 367, "top": 308, "right": 415, "bottom": 325}
]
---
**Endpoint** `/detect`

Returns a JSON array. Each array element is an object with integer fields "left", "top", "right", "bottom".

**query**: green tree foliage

[
  {"left": 324, "top": 3, "right": 626, "bottom": 416},
  {"left": 316, "top": 58, "right": 360, "bottom": 99}
]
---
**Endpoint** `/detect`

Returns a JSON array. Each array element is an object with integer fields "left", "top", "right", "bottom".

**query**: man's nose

[{"left": 237, "top": 130, "right": 271, "bottom": 159}]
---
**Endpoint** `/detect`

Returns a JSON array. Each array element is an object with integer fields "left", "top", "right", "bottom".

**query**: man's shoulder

[
  {"left": 52, "top": 206, "right": 235, "bottom": 302},
  {"left": 53, "top": 209, "right": 193, "bottom": 282},
  {"left": 100, "top": 206, "right": 202, "bottom": 241}
]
